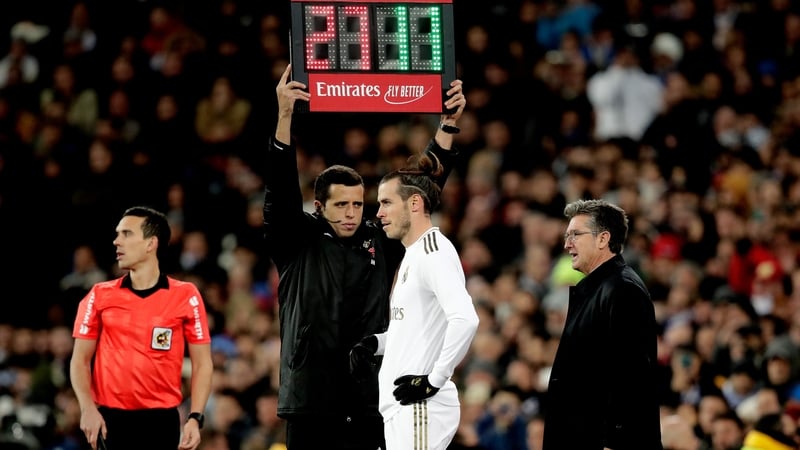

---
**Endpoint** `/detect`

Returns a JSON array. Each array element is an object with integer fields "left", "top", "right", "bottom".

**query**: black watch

[
  {"left": 187, "top": 412, "right": 204, "bottom": 429},
  {"left": 439, "top": 123, "right": 460, "bottom": 134}
]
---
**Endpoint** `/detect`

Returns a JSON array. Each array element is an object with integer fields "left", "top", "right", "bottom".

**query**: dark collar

[
  {"left": 121, "top": 273, "right": 170, "bottom": 298},
  {"left": 575, "top": 254, "right": 626, "bottom": 292}
]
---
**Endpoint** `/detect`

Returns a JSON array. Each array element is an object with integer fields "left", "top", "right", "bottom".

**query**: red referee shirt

[{"left": 72, "top": 275, "right": 211, "bottom": 410}]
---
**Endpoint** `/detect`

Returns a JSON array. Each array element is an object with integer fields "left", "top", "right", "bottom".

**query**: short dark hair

[
  {"left": 712, "top": 410, "right": 744, "bottom": 431},
  {"left": 122, "top": 206, "right": 171, "bottom": 258},
  {"left": 314, "top": 165, "right": 364, "bottom": 204},
  {"left": 380, "top": 153, "right": 444, "bottom": 213},
  {"left": 563, "top": 199, "right": 628, "bottom": 254}
]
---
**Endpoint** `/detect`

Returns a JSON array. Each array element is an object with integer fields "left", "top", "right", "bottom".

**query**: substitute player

[
  {"left": 70, "top": 206, "right": 213, "bottom": 450},
  {"left": 351, "top": 154, "right": 479, "bottom": 450}
]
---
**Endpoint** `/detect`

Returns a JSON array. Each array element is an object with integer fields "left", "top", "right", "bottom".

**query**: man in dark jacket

[
  {"left": 263, "top": 64, "right": 466, "bottom": 450},
  {"left": 544, "top": 199, "right": 663, "bottom": 450}
]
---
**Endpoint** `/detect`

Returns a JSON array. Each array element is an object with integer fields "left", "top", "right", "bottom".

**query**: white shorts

[{"left": 384, "top": 400, "right": 459, "bottom": 450}]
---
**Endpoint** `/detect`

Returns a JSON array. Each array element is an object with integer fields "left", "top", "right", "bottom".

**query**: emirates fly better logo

[
  {"left": 384, "top": 84, "right": 432, "bottom": 105},
  {"left": 308, "top": 73, "right": 443, "bottom": 112},
  {"left": 313, "top": 81, "right": 431, "bottom": 104}
]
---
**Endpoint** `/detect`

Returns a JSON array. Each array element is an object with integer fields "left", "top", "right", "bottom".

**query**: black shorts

[
  {"left": 286, "top": 414, "right": 385, "bottom": 450},
  {"left": 97, "top": 406, "right": 180, "bottom": 450}
]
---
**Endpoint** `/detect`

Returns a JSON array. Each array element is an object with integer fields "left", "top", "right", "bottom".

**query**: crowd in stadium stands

[{"left": 2, "top": 0, "right": 800, "bottom": 449}]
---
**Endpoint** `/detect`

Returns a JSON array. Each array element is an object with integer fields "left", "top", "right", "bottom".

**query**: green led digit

[
  {"left": 376, "top": 5, "right": 409, "bottom": 71},
  {"left": 409, "top": 6, "right": 442, "bottom": 71},
  {"left": 396, "top": 6, "right": 409, "bottom": 70}
]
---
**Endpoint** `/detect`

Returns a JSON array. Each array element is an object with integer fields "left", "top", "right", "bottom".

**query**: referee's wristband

[{"left": 439, "top": 123, "right": 460, "bottom": 134}]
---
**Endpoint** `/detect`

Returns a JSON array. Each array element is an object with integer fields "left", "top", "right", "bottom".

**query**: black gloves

[
  {"left": 393, "top": 375, "right": 440, "bottom": 405},
  {"left": 349, "top": 335, "right": 378, "bottom": 382}
]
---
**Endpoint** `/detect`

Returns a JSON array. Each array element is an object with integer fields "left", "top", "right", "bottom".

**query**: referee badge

[{"left": 151, "top": 327, "right": 173, "bottom": 350}]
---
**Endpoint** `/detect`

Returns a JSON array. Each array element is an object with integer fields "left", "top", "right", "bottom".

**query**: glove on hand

[
  {"left": 349, "top": 335, "right": 378, "bottom": 382},
  {"left": 392, "top": 374, "right": 440, "bottom": 405}
]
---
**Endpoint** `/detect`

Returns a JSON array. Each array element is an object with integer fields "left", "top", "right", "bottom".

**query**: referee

[{"left": 70, "top": 206, "right": 214, "bottom": 450}]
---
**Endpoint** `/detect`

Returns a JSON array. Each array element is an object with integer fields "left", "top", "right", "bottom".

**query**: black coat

[
  {"left": 263, "top": 136, "right": 457, "bottom": 418},
  {"left": 543, "top": 255, "right": 663, "bottom": 450}
]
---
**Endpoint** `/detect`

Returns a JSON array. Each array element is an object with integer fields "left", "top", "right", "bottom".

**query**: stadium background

[{"left": 1, "top": 0, "right": 800, "bottom": 449}]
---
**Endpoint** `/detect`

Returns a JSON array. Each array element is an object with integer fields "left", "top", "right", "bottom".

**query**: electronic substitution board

[{"left": 290, "top": 0, "right": 456, "bottom": 113}]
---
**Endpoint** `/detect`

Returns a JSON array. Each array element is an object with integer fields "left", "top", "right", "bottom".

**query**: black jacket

[
  {"left": 543, "top": 255, "right": 663, "bottom": 450},
  {"left": 263, "top": 136, "right": 457, "bottom": 418}
]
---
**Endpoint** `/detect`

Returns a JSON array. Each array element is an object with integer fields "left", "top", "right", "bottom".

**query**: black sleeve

[
  {"left": 263, "top": 136, "right": 312, "bottom": 267},
  {"left": 423, "top": 139, "right": 460, "bottom": 192}
]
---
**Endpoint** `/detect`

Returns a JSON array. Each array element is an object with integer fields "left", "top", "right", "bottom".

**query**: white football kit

[{"left": 375, "top": 227, "right": 479, "bottom": 450}]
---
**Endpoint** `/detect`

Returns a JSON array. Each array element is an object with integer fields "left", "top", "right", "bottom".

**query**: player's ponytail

[{"left": 384, "top": 153, "right": 444, "bottom": 213}]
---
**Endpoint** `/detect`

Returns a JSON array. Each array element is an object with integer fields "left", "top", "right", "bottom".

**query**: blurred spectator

[
  {"left": 695, "top": 392, "right": 732, "bottom": 449},
  {"left": 28, "top": 326, "right": 73, "bottom": 408},
  {"left": 762, "top": 339, "right": 800, "bottom": 405},
  {"left": 0, "top": 38, "right": 38, "bottom": 89},
  {"left": 60, "top": 1, "right": 97, "bottom": 85},
  {"left": 58, "top": 244, "right": 109, "bottom": 322},
  {"left": 741, "top": 413, "right": 798, "bottom": 450},
  {"left": 140, "top": 5, "right": 203, "bottom": 72},
  {"left": 651, "top": 32, "right": 684, "bottom": 81},
  {"left": 208, "top": 389, "right": 251, "bottom": 450},
  {"left": 728, "top": 236, "right": 783, "bottom": 299},
  {"left": 710, "top": 410, "right": 745, "bottom": 450},
  {"left": 586, "top": 41, "right": 663, "bottom": 141},
  {"left": 668, "top": 344, "right": 706, "bottom": 407},
  {"left": 195, "top": 75, "right": 251, "bottom": 146},
  {"left": 62, "top": 2, "right": 96, "bottom": 56},
  {"left": 535, "top": 0, "right": 601, "bottom": 51},
  {"left": 239, "top": 390, "right": 285, "bottom": 450},
  {"left": 96, "top": 88, "right": 141, "bottom": 145},
  {"left": 199, "top": 428, "right": 232, "bottom": 450},
  {"left": 475, "top": 386, "right": 528, "bottom": 450},
  {"left": 661, "top": 413, "right": 701, "bottom": 450},
  {"left": 47, "top": 387, "right": 83, "bottom": 450},
  {"left": 736, "top": 386, "right": 784, "bottom": 431},
  {"left": 720, "top": 360, "right": 759, "bottom": 409},
  {"left": 177, "top": 230, "right": 228, "bottom": 285},
  {"left": 59, "top": 244, "right": 108, "bottom": 293},
  {"left": 39, "top": 63, "right": 98, "bottom": 136},
  {"left": 3, "top": 2, "right": 800, "bottom": 450}
]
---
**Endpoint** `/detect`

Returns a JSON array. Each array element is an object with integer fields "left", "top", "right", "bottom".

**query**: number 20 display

[{"left": 290, "top": 0, "right": 456, "bottom": 113}]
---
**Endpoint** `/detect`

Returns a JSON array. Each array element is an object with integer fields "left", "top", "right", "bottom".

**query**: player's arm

[
  {"left": 425, "top": 247, "right": 479, "bottom": 388},
  {"left": 393, "top": 245, "right": 479, "bottom": 405}
]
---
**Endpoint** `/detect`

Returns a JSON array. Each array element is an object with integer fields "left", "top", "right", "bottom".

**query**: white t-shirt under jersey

[{"left": 376, "top": 227, "right": 479, "bottom": 421}]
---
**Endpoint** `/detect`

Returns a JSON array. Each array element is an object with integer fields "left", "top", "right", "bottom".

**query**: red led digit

[
  {"left": 338, "top": 5, "right": 371, "bottom": 70},
  {"left": 304, "top": 5, "right": 337, "bottom": 70}
]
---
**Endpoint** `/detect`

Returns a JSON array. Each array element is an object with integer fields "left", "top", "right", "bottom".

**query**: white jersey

[{"left": 377, "top": 227, "right": 479, "bottom": 421}]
